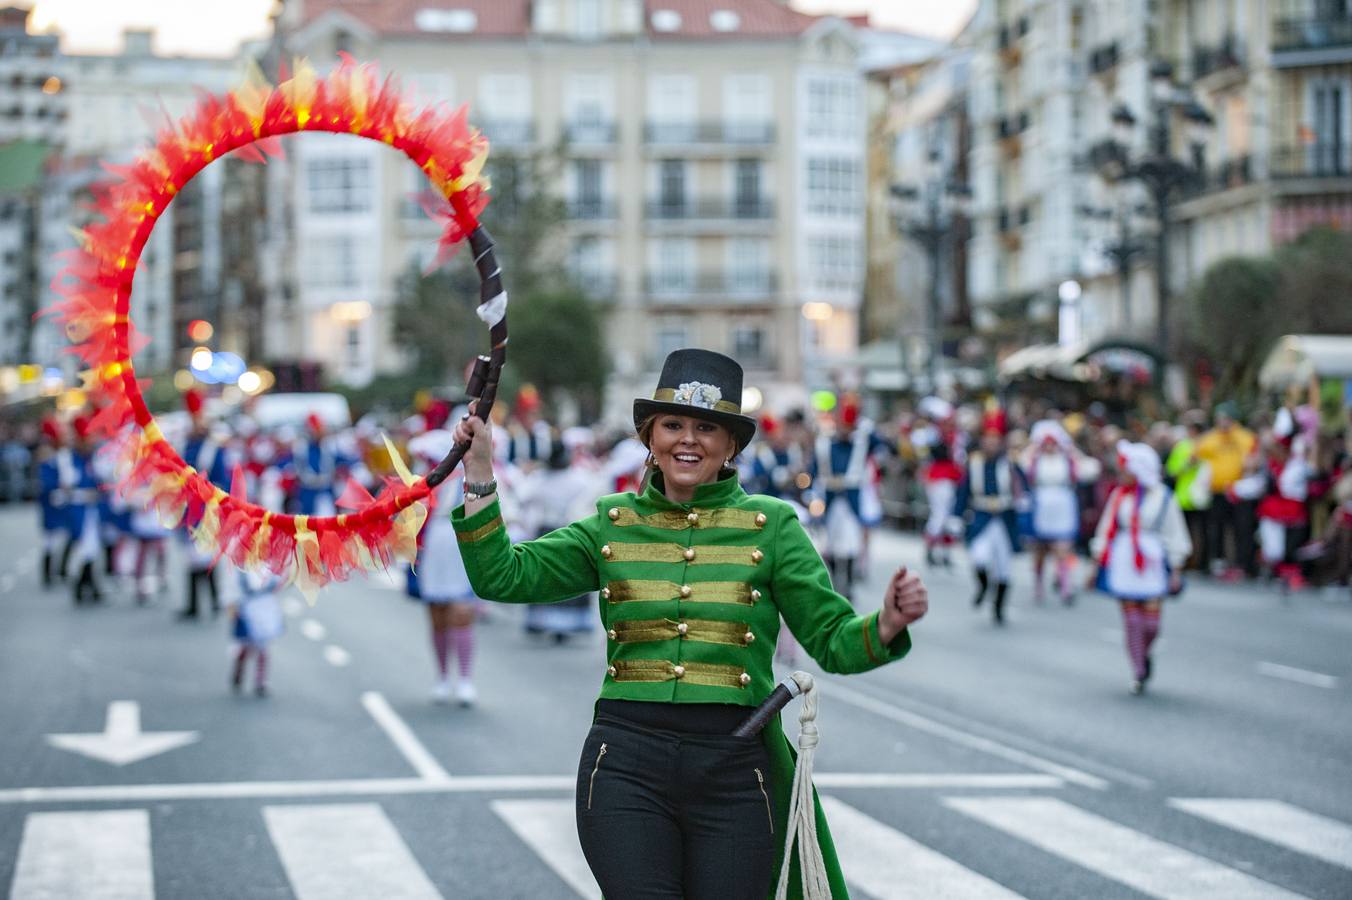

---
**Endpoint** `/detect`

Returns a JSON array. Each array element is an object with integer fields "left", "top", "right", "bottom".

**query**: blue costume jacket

[
  {"left": 38, "top": 451, "right": 70, "bottom": 532},
  {"left": 954, "top": 452, "right": 1028, "bottom": 550}
]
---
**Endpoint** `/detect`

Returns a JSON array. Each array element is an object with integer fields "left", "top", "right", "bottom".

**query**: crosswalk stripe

[
  {"left": 1171, "top": 798, "right": 1352, "bottom": 870},
  {"left": 821, "top": 796, "right": 1025, "bottom": 899},
  {"left": 10, "top": 809, "right": 153, "bottom": 900},
  {"left": 263, "top": 803, "right": 441, "bottom": 900},
  {"left": 944, "top": 797, "right": 1304, "bottom": 899},
  {"left": 491, "top": 799, "right": 601, "bottom": 900}
]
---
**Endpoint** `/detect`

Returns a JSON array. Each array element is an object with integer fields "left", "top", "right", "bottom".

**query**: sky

[{"left": 27, "top": 0, "right": 977, "bottom": 57}]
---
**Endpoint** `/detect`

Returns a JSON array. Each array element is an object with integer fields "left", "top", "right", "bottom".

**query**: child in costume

[
  {"left": 954, "top": 414, "right": 1028, "bottom": 625},
  {"left": 1090, "top": 441, "right": 1191, "bottom": 694},
  {"left": 226, "top": 564, "right": 285, "bottom": 697},
  {"left": 1023, "top": 419, "right": 1098, "bottom": 604}
]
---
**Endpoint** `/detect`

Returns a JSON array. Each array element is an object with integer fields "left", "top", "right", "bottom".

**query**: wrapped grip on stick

[
  {"left": 426, "top": 225, "right": 506, "bottom": 489},
  {"left": 732, "top": 673, "right": 807, "bottom": 738}
]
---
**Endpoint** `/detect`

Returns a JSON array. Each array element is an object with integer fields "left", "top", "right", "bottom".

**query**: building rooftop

[{"left": 296, "top": 0, "right": 824, "bottom": 40}]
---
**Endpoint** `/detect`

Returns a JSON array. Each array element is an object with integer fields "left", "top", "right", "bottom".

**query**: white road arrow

[{"left": 46, "top": 701, "right": 200, "bottom": 766}]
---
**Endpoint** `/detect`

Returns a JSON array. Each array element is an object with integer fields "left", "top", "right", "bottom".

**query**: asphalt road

[{"left": 0, "top": 501, "right": 1349, "bottom": 899}]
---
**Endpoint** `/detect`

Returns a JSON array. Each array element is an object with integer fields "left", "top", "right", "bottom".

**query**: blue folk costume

[
  {"left": 65, "top": 444, "right": 105, "bottom": 604},
  {"left": 37, "top": 446, "right": 73, "bottom": 585},
  {"left": 812, "top": 422, "right": 891, "bottom": 600},
  {"left": 954, "top": 450, "right": 1028, "bottom": 623},
  {"left": 294, "top": 437, "right": 350, "bottom": 517},
  {"left": 178, "top": 430, "right": 231, "bottom": 618}
]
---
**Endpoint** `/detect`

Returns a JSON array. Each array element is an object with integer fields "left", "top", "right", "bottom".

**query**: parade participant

[
  {"left": 747, "top": 413, "right": 806, "bottom": 507},
  {"left": 1257, "top": 424, "right": 1313, "bottom": 591},
  {"left": 407, "top": 425, "right": 482, "bottom": 705},
  {"left": 127, "top": 484, "right": 171, "bottom": 605},
  {"left": 1023, "top": 419, "right": 1092, "bottom": 604},
  {"left": 1197, "top": 403, "right": 1256, "bottom": 579},
  {"left": 501, "top": 384, "right": 553, "bottom": 468},
  {"left": 36, "top": 418, "right": 72, "bottom": 587},
  {"left": 65, "top": 415, "right": 105, "bottom": 605},
  {"left": 518, "top": 439, "right": 602, "bottom": 643},
  {"left": 954, "top": 413, "right": 1027, "bottom": 625},
  {"left": 921, "top": 440, "right": 963, "bottom": 568},
  {"left": 1090, "top": 441, "right": 1191, "bottom": 694},
  {"left": 178, "top": 390, "right": 229, "bottom": 619},
  {"left": 294, "top": 413, "right": 341, "bottom": 517},
  {"left": 1165, "top": 411, "right": 1213, "bottom": 570},
  {"left": 225, "top": 563, "right": 285, "bottom": 698},
  {"left": 812, "top": 395, "right": 892, "bottom": 601},
  {"left": 449, "top": 348, "right": 927, "bottom": 900}
]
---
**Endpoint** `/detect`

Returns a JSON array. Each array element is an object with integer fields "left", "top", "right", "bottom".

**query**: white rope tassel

[{"left": 774, "top": 671, "right": 832, "bottom": 900}]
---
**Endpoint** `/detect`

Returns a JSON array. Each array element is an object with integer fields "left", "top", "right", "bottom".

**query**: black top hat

[{"left": 633, "top": 348, "right": 757, "bottom": 450}]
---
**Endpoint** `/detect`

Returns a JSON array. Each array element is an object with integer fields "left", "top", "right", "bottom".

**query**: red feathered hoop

[{"left": 43, "top": 57, "right": 500, "bottom": 599}]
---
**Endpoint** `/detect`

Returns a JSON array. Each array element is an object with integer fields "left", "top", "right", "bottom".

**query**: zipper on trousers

[
  {"left": 587, "top": 743, "right": 607, "bottom": 809},
  {"left": 755, "top": 767, "right": 773, "bottom": 834}
]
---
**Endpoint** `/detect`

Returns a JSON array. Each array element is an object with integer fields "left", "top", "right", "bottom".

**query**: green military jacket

[{"left": 452, "top": 469, "right": 911, "bottom": 898}]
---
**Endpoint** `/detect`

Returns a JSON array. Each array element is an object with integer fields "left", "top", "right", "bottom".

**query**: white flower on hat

[{"left": 674, "top": 381, "right": 723, "bottom": 410}]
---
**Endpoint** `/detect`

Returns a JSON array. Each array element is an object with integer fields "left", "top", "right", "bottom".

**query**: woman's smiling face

[{"left": 648, "top": 414, "right": 735, "bottom": 498}]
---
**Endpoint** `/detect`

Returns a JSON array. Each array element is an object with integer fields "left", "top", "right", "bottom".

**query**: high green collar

[{"left": 642, "top": 469, "right": 746, "bottom": 509}]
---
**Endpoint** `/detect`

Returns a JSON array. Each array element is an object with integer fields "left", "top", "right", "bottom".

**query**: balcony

[
  {"left": 643, "top": 121, "right": 775, "bottom": 147},
  {"left": 1179, "top": 155, "right": 1255, "bottom": 200},
  {"left": 477, "top": 119, "right": 535, "bottom": 147},
  {"left": 1273, "top": 17, "right": 1352, "bottom": 65},
  {"left": 1191, "top": 35, "right": 1243, "bottom": 80},
  {"left": 572, "top": 272, "right": 618, "bottom": 301},
  {"left": 567, "top": 197, "right": 618, "bottom": 220},
  {"left": 564, "top": 120, "right": 618, "bottom": 145},
  {"left": 1088, "top": 42, "right": 1120, "bottom": 75},
  {"left": 645, "top": 197, "right": 775, "bottom": 221},
  {"left": 1271, "top": 143, "right": 1352, "bottom": 180},
  {"left": 645, "top": 270, "right": 778, "bottom": 301}
]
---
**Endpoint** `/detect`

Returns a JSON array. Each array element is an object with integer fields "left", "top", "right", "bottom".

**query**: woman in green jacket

[{"left": 450, "top": 348, "right": 929, "bottom": 899}]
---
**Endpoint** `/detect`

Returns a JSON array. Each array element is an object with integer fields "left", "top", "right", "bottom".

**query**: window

[
  {"left": 308, "top": 235, "right": 362, "bottom": 289},
  {"left": 727, "top": 237, "right": 770, "bottom": 292},
  {"left": 565, "top": 73, "right": 612, "bottom": 133},
  {"left": 407, "top": 72, "right": 455, "bottom": 107},
  {"left": 724, "top": 74, "right": 771, "bottom": 141},
  {"left": 806, "top": 77, "right": 860, "bottom": 140},
  {"left": 652, "top": 238, "right": 694, "bottom": 293},
  {"left": 810, "top": 235, "right": 861, "bottom": 291},
  {"left": 306, "top": 157, "right": 371, "bottom": 214},
  {"left": 487, "top": 157, "right": 523, "bottom": 217},
  {"left": 577, "top": 0, "right": 602, "bottom": 38},
  {"left": 658, "top": 159, "right": 687, "bottom": 213},
  {"left": 805, "top": 157, "right": 860, "bottom": 216},
  {"left": 731, "top": 324, "right": 765, "bottom": 362},
  {"left": 656, "top": 322, "right": 689, "bottom": 359},
  {"left": 1309, "top": 77, "right": 1349, "bottom": 174},
  {"left": 575, "top": 159, "right": 603, "bottom": 208},
  {"left": 733, "top": 159, "right": 762, "bottom": 215},
  {"left": 347, "top": 324, "right": 361, "bottom": 370},
  {"left": 648, "top": 74, "right": 696, "bottom": 141}
]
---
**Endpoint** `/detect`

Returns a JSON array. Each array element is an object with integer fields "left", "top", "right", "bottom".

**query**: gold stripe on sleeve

[{"left": 456, "top": 515, "right": 504, "bottom": 545}]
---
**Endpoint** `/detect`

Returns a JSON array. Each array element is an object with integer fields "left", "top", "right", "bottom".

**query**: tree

[
  {"left": 1184, "top": 256, "right": 1283, "bottom": 402},
  {"left": 508, "top": 287, "right": 608, "bottom": 418},
  {"left": 1274, "top": 227, "right": 1352, "bottom": 334},
  {"left": 389, "top": 143, "right": 608, "bottom": 415}
]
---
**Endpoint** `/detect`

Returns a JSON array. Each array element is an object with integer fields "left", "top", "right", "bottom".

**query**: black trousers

[{"left": 575, "top": 713, "right": 776, "bottom": 900}]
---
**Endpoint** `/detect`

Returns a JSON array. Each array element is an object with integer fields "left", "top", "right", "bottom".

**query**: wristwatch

[{"left": 465, "top": 478, "right": 497, "bottom": 501}]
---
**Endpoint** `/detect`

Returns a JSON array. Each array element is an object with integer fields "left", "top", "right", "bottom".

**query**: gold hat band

[{"left": 651, "top": 388, "right": 741, "bottom": 415}]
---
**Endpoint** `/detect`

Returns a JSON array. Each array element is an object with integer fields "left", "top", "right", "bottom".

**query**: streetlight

[
  {"left": 1089, "top": 60, "right": 1213, "bottom": 353},
  {"left": 890, "top": 148, "right": 971, "bottom": 393},
  {"left": 1078, "top": 201, "right": 1147, "bottom": 328}
]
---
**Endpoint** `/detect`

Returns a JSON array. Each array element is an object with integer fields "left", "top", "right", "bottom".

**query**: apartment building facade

[{"left": 272, "top": 0, "right": 869, "bottom": 417}]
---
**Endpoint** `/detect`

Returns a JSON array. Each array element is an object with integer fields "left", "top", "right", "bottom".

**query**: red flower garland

[{"left": 44, "top": 57, "right": 491, "bottom": 598}]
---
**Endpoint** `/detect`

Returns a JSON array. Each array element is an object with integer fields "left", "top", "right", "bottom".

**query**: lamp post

[
  {"left": 890, "top": 149, "right": 970, "bottom": 393},
  {"left": 1079, "top": 202, "right": 1147, "bottom": 328},
  {"left": 1090, "top": 61, "right": 1213, "bottom": 353}
]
